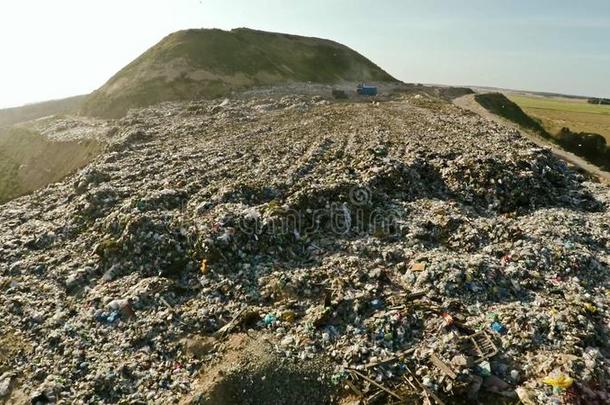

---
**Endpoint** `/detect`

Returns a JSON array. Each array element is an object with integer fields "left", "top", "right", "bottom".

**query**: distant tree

[{"left": 587, "top": 98, "right": 610, "bottom": 105}]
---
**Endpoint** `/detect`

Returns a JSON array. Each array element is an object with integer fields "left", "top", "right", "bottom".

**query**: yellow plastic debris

[
  {"left": 583, "top": 303, "right": 598, "bottom": 313},
  {"left": 410, "top": 262, "right": 426, "bottom": 272},
  {"left": 280, "top": 311, "right": 296, "bottom": 322},
  {"left": 543, "top": 373, "right": 574, "bottom": 389},
  {"left": 200, "top": 259, "right": 208, "bottom": 274}
]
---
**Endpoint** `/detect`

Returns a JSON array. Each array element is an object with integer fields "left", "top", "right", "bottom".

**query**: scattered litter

[
  {"left": 410, "top": 262, "right": 426, "bottom": 272},
  {"left": 490, "top": 321, "right": 506, "bottom": 334},
  {"left": 0, "top": 89, "right": 608, "bottom": 403},
  {"left": 543, "top": 371, "right": 574, "bottom": 390}
]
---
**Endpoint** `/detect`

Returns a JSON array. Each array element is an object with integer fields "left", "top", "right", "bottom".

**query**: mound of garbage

[{"left": 0, "top": 91, "right": 608, "bottom": 404}]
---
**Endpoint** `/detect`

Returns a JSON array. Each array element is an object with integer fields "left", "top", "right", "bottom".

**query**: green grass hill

[{"left": 81, "top": 28, "right": 398, "bottom": 118}]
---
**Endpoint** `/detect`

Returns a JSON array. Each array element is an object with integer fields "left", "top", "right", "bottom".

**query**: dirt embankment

[{"left": 0, "top": 128, "right": 103, "bottom": 204}]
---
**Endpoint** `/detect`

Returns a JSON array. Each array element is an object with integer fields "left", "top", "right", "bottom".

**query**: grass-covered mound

[{"left": 81, "top": 28, "right": 397, "bottom": 118}]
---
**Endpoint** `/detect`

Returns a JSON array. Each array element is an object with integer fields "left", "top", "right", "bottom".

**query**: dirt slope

[{"left": 0, "top": 127, "right": 103, "bottom": 204}]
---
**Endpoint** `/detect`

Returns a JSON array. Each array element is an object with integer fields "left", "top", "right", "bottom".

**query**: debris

[
  {"left": 467, "top": 375, "right": 483, "bottom": 400},
  {"left": 280, "top": 335, "right": 294, "bottom": 347},
  {"left": 583, "top": 302, "right": 597, "bottom": 313},
  {"left": 410, "top": 262, "right": 426, "bottom": 272},
  {"left": 440, "top": 312, "right": 454, "bottom": 326},
  {"left": 349, "top": 369, "right": 403, "bottom": 401},
  {"left": 263, "top": 313, "right": 277, "bottom": 326},
  {"left": 370, "top": 298, "right": 384, "bottom": 310},
  {"left": 490, "top": 321, "right": 506, "bottom": 334},
  {"left": 215, "top": 308, "right": 259, "bottom": 337},
  {"left": 279, "top": 310, "right": 296, "bottom": 322},
  {"left": 482, "top": 375, "right": 511, "bottom": 391},
  {"left": 464, "top": 331, "right": 498, "bottom": 361},
  {"left": 543, "top": 371, "right": 574, "bottom": 390},
  {"left": 515, "top": 386, "right": 536, "bottom": 405},
  {"left": 304, "top": 305, "right": 330, "bottom": 327},
  {"left": 402, "top": 365, "right": 446, "bottom": 405},
  {"left": 106, "top": 311, "right": 120, "bottom": 323},
  {"left": 430, "top": 353, "right": 457, "bottom": 379},
  {"left": 451, "top": 354, "right": 469, "bottom": 367},
  {"left": 199, "top": 259, "right": 208, "bottom": 274},
  {"left": 0, "top": 89, "right": 608, "bottom": 403},
  {"left": 0, "top": 373, "right": 13, "bottom": 398},
  {"left": 159, "top": 297, "right": 173, "bottom": 310},
  {"left": 476, "top": 361, "right": 492, "bottom": 377}
]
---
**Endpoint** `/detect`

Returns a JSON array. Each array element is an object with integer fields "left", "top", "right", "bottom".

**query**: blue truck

[{"left": 357, "top": 84, "right": 378, "bottom": 96}]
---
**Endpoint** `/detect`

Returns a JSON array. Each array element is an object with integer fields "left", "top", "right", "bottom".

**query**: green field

[{"left": 507, "top": 94, "right": 610, "bottom": 142}]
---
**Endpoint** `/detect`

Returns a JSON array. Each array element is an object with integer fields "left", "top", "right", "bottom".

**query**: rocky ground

[{"left": 0, "top": 90, "right": 609, "bottom": 404}]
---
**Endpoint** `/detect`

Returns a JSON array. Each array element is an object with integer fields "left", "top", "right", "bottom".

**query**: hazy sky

[{"left": 1, "top": 0, "right": 609, "bottom": 108}]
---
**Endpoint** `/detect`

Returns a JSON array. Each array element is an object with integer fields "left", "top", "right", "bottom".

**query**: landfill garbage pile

[{"left": 0, "top": 91, "right": 609, "bottom": 404}]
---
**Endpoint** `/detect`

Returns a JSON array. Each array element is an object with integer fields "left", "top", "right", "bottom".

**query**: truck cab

[{"left": 357, "top": 83, "right": 378, "bottom": 96}]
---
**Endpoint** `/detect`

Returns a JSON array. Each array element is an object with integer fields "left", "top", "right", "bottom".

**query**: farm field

[{"left": 507, "top": 94, "right": 610, "bottom": 142}]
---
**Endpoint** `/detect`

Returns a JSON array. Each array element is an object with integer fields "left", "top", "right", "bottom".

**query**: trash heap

[{"left": 0, "top": 91, "right": 608, "bottom": 404}]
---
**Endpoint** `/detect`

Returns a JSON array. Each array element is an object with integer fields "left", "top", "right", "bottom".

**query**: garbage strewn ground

[{"left": 0, "top": 89, "right": 609, "bottom": 404}]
